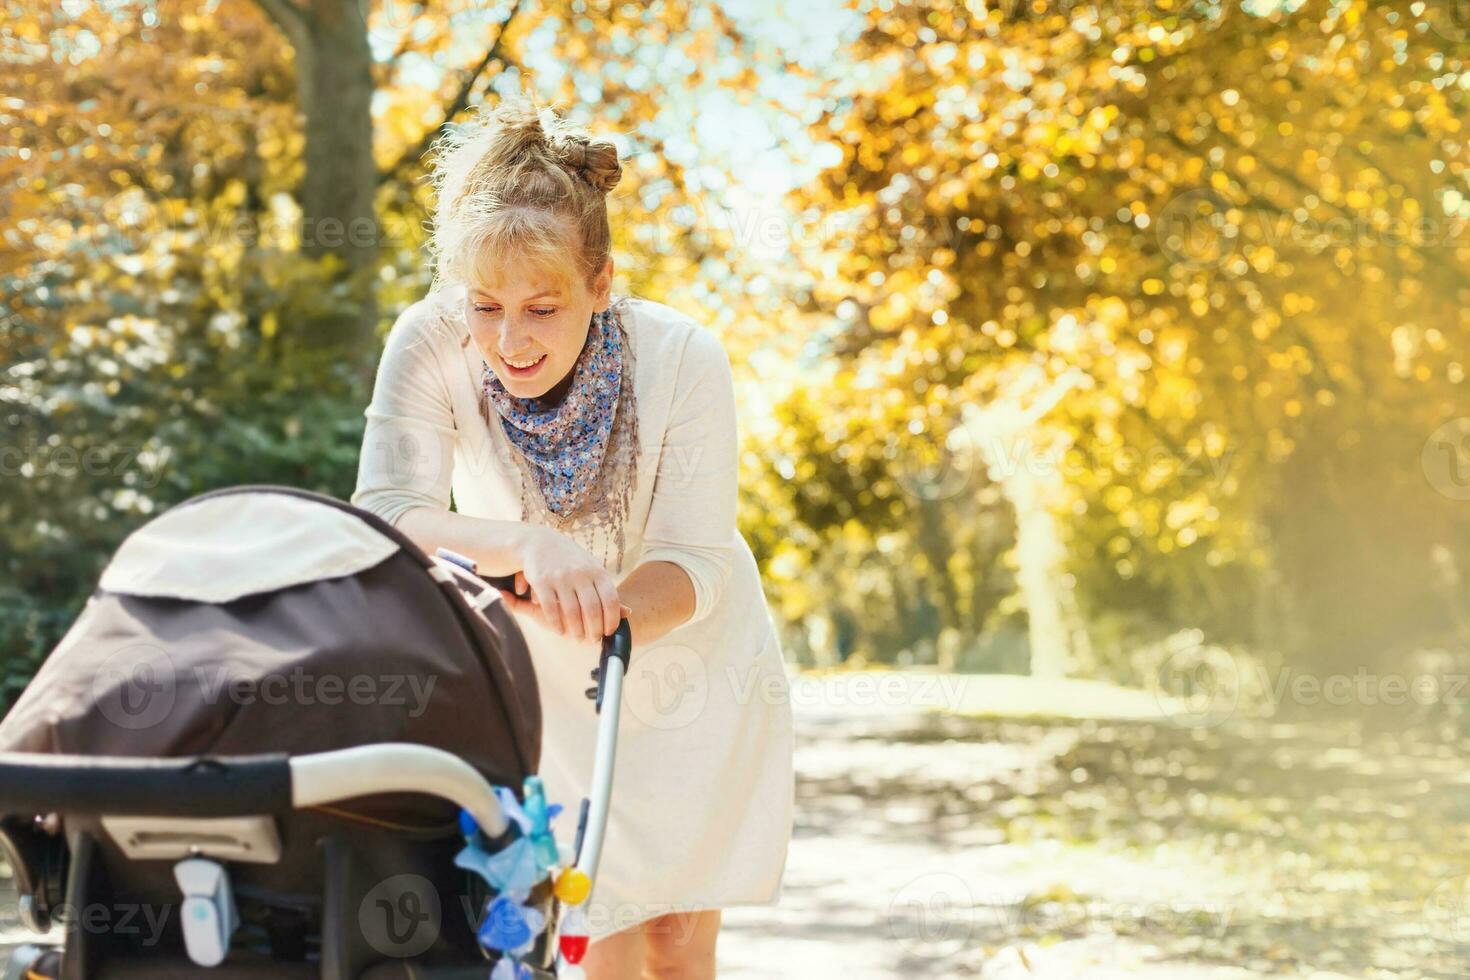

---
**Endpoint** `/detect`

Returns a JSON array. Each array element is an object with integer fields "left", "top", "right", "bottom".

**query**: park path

[
  {"left": 5, "top": 673, "right": 1467, "bottom": 978},
  {"left": 717, "top": 672, "right": 1469, "bottom": 979},
  {"left": 718, "top": 673, "right": 1267, "bottom": 978}
]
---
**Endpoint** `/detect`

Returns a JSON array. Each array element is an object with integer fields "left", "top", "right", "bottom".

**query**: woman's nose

[{"left": 497, "top": 318, "right": 533, "bottom": 354}]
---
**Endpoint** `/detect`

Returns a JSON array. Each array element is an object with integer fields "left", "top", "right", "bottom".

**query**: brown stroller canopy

[{"left": 0, "top": 485, "right": 541, "bottom": 823}]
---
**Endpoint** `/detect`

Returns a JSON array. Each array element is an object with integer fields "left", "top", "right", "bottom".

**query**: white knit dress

[{"left": 351, "top": 287, "right": 795, "bottom": 943}]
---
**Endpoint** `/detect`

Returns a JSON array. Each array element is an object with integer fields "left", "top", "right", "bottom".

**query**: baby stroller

[{"left": 0, "top": 485, "right": 632, "bottom": 979}]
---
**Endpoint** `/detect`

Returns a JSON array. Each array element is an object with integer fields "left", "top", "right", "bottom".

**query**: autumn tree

[
  {"left": 0, "top": 0, "right": 754, "bottom": 693},
  {"left": 774, "top": 0, "right": 1468, "bottom": 676}
]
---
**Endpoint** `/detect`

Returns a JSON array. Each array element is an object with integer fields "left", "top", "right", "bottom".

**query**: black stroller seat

[{"left": 0, "top": 486, "right": 633, "bottom": 980}]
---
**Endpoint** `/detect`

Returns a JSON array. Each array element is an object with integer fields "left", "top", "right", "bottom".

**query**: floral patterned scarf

[{"left": 477, "top": 297, "right": 639, "bottom": 568}]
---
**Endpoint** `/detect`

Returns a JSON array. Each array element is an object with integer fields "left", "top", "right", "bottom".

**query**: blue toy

[
  {"left": 456, "top": 775, "right": 569, "bottom": 967},
  {"left": 494, "top": 776, "right": 563, "bottom": 875},
  {"left": 477, "top": 894, "right": 546, "bottom": 955}
]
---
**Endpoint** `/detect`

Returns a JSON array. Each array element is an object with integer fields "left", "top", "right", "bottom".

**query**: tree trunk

[
  {"left": 256, "top": 0, "right": 380, "bottom": 363},
  {"left": 986, "top": 431, "right": 1089, "bottom": 679}
]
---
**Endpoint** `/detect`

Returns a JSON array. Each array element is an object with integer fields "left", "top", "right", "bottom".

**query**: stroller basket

[{"left": 0, "top": 486, "right": 634, "bottom": 980}]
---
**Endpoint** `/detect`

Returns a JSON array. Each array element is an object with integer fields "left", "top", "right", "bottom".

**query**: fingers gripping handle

[{"left": 434, "top": 547, "right": 631, "bottom": 710}]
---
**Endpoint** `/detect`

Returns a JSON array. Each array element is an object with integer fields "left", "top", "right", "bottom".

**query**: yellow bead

[{"left": 554, "top": 868, "right": 592, "bottom": 905}]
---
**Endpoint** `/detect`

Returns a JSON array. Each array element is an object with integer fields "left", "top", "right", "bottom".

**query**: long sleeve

[
  {"left": 351, "top": 302, "right": 459, "bottom": 527},
  {"left": 636, "top": 327, "right": 741, "bottom": 628}
]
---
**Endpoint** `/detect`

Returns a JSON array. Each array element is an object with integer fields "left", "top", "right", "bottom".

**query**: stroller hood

[{"left": 0, "top": 485, "right": 541, "bottom": 823}]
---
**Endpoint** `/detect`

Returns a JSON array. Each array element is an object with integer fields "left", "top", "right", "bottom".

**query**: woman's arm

[
  {"left": 624, "top": 326, "right": 742, "bottom": 643},
  {"left": 394, "top": 506, "right": 532, "bottom": 578},
  {"left": 352, "top": 302, "right": 459, "bottom": 527},
  {"left": 617, "top": 559, "right": 696, "bottom": 646}
]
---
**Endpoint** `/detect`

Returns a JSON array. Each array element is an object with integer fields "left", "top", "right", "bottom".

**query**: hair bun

[{"left": 552, "top": 134, "right": 622, "bottom": 194}]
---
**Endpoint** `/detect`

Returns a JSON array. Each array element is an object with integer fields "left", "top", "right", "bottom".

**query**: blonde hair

[{"left": 426, "top": 94, "right": 622, "bottom": 298}]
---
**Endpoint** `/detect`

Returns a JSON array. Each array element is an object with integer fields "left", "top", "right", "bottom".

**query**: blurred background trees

[
  {"left": 3, "top": 0, "right": 1467, "bottom": 716},
  {"left": 762, "top": 0, "right": 1469, "bottom": 689}
]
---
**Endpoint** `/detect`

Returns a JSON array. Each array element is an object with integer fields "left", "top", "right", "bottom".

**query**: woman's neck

[{"left": 538, "top": 364, "right": 578, "bottom": 407}]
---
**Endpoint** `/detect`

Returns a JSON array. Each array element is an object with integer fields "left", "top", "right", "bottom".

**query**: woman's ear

[{"left": 593, "top": 256, "right": 614, "bottom": 310}]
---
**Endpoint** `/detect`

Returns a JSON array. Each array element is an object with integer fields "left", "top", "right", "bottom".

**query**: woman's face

[{"left": 466, "top": 252, "right": 613, "bottom": 401}]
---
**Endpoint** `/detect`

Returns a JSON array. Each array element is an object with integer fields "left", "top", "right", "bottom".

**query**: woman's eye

[{"left": 472, "top": 306, "right": 553, "bottom": 316}]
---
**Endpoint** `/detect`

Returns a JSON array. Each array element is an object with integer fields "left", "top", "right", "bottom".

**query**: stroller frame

[{"left": 0, "top": 563, "right": 632, "bottom": 980}]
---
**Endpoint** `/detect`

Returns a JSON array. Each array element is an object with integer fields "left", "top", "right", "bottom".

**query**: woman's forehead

[
  {"left": 469, "top": 279, "right": 566, "bottom": 300},
  {"left": 469, "top": 265, "right": 575, "bottom": 299}
]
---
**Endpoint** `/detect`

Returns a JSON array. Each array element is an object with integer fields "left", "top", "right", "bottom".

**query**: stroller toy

[{"left": 0, "top": 485, "right": 633, "bottom": 979}]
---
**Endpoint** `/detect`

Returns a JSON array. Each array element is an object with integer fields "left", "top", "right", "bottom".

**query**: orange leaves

[{"left": 775, "top": 0, "right": 1468, "bottom": 615}]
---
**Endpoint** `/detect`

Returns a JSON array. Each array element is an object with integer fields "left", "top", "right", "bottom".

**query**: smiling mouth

[{"left": 500, "top": 353, "right": 547, "bottom": 376}]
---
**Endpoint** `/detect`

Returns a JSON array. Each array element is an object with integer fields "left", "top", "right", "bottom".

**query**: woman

[{"left": 351, "top": 94, "right": 795, "bottom": 979}]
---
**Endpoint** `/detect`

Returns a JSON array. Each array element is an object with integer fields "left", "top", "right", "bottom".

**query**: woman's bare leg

[
  {"left": 641, "top": 909, "right": 721, "bottom": 980},
  {"left": 584, "top": 921, "right": 646, "bottom": 980}
]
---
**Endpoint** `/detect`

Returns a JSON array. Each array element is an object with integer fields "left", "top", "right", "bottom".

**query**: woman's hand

[{"left": 498, "top": 525, "right": 626, "bottom": 642}]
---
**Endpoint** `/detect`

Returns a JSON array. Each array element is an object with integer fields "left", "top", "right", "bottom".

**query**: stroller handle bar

[
  {"left": 0, "top": 744, "right": 508, "bottom": 835},
  {"left": 292, "top": 744, "right": 508, "bottom": 836},
  {"left": 0, "top": 752, "right": 294, "bottom": 818}
]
